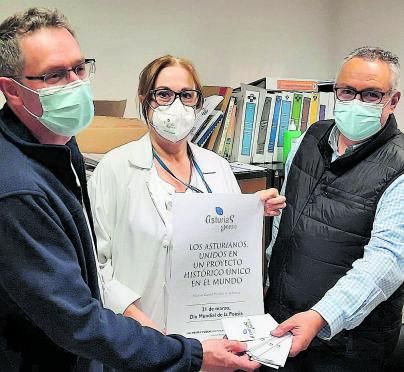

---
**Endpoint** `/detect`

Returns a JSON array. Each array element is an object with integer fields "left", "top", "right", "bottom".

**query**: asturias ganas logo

[{"left": 205, "top": 206, "right": 237, "bottom": 232}]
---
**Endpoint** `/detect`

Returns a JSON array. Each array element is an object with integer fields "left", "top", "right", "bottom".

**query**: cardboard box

[
  {"left": 76, "top": 116, "right": 148, "bottom": 153},
  {"left": 93, "top": 99, "right": 127, "bottom": 117}
]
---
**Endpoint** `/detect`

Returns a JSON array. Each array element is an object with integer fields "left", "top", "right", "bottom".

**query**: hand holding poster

[{"left": 166, "top": 193, "right": 264, "bottom": 340}]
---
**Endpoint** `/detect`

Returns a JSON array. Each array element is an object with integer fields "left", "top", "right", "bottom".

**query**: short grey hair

[
  {"left": 338, "top": 46, "right": 401, "bottom": 91},
  {"left": 0, "top": 7, "right": 75, "bottom": 77}
]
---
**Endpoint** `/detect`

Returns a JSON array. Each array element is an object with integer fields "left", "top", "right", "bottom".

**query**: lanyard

[{"left": 152, "top": 145, "right": 212, "bottom": 193}]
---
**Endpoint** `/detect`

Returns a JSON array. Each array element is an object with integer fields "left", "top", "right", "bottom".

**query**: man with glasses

[
  {"left": 0, "top": 7, "right": 259, "bottom": 372},
  {"left": 264, "top": 46, "right": 404, "bottom": 371}
]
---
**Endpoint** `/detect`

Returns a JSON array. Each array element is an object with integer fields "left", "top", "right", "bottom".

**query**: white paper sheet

[
  {"left": 222, "top": 313, "right": 292, "bottom": 368},
  {"left": 167, "top": 193, "right": 264, "bottom": 341}
]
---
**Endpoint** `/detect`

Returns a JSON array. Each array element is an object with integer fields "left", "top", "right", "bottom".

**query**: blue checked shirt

[{"left": 267, "top": 126, "right": 404, "bottom": 340}]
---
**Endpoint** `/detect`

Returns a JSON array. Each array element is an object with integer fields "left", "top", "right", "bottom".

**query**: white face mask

[{"left": 150, "top": 98, "right": 195, "bottom": 143}]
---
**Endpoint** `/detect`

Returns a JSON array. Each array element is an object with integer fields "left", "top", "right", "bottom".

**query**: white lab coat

[{"left": 88, "top": 133, "right": 241, "bottom": 328}]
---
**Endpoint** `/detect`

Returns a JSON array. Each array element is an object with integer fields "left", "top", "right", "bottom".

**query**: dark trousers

[
  {"left": 260, "top": 348, "right": 383, "bottom": 372},
  {"left": 260, "top": 326, "right": 400, "bottom": 372}
]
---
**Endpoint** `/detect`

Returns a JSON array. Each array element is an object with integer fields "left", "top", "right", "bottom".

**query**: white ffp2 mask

[{"left": 150, "top": 98, "right": 195, "bottom": 143}]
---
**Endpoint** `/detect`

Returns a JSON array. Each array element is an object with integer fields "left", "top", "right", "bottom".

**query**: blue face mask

[
  {"left": 334, "top": 99, "right": 385, "bottom": 142},
  {"left": 14, "top": 79, "right": 94, "bottom": 137}
]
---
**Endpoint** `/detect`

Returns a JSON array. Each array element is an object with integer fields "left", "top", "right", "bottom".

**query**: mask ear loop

[
  {"left": 10, "top": 78, "right": 38, "bottom": 95},
  {"left": 382, "top": 92, "right": 395, "bottom": 109},
  {"left": 195, "top": 94, "right": 205, "bottom": 112},
  {"left": 142, "top": 97, "right": 155, "bottom": 126},
  {"left": 9, "top": 79, "right": 44, "bottom": 120}
]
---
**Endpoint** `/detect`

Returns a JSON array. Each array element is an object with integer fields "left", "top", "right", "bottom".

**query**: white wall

[
  {"left": 2, "top": 0, "right": 404, "bottom": 129},
  {"left": 333, "top": 0, "right": 404, "bottom": 128},
  {"left": 0, "top": 0, "right": 336, "bottom": 118}
]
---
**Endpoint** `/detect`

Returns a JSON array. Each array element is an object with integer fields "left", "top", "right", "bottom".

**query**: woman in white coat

[{"left": 88, "top": 55, "right": 286, "bottom": 331}]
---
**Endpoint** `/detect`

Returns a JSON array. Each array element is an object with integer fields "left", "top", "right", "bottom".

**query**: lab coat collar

[
  {"left": 127, "top": 133, "right": 154, "bottom": 169},
  {"left": 127, "top": 133, "right": 217, "bottom": 175}
]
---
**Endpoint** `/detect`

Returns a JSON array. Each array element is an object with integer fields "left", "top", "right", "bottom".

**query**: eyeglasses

[
  {"left": 150, "top": 88, "right": 203, "bottom": 107},
  {"left": 10, "top": 59, "right": 96, "bottom": 86},
  {"left": 334, "top": 86, "right": 390, "bottom": 104}
]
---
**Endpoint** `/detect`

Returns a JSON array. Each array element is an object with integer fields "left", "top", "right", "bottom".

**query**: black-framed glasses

[
  {"left": 150, "top": 88, "right": 203, "bottom": 107},
  {"left": 11, "top": 59, "right": 96, "bottom": 86},
  {"left": 334, "top": 86, "right": 390, "bottom": 104}
]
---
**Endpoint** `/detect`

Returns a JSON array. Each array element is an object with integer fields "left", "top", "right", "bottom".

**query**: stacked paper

[{"left": 222, "top": 313, "right": 292, "bottom": 369}]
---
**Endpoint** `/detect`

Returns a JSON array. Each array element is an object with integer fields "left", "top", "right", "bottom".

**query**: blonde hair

[{"left": 138, "top": 55, "right": 203, "bottom": 120}]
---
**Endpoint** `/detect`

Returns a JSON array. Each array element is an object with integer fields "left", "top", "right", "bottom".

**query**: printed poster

[{"left": 167, "top": 193, "right": 264, "bottom": 340}]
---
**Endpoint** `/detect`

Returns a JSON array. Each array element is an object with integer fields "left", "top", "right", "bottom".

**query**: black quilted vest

[{"left": 265, "top": 115, "right": 404, "bottom": 339}]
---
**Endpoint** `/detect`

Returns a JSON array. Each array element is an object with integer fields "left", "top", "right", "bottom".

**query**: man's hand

[
  {"left": 271, "top": 310, "right": 326, "bottom": 357},
  {"left": 255, "top": 188, "right": 286, "bottom": 217},
  {"left": 201, "top": 339, "right": 260, "bottom": 372}
]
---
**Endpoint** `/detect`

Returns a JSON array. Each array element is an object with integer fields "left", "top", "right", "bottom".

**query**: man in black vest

[
  {"left": 0, "top": 7, "right": 260, "bottom": 371},
  {"left": 264, "top": 46, "right": 404, "bottom": 371}
]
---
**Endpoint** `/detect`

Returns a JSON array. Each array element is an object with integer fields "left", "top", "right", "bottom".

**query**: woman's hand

[
  {"left": 123, "top": 303, "right": 163, "bottom": 333},
  {"left": 255, "top": 188, "right": 286, "bottom": 217}
]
